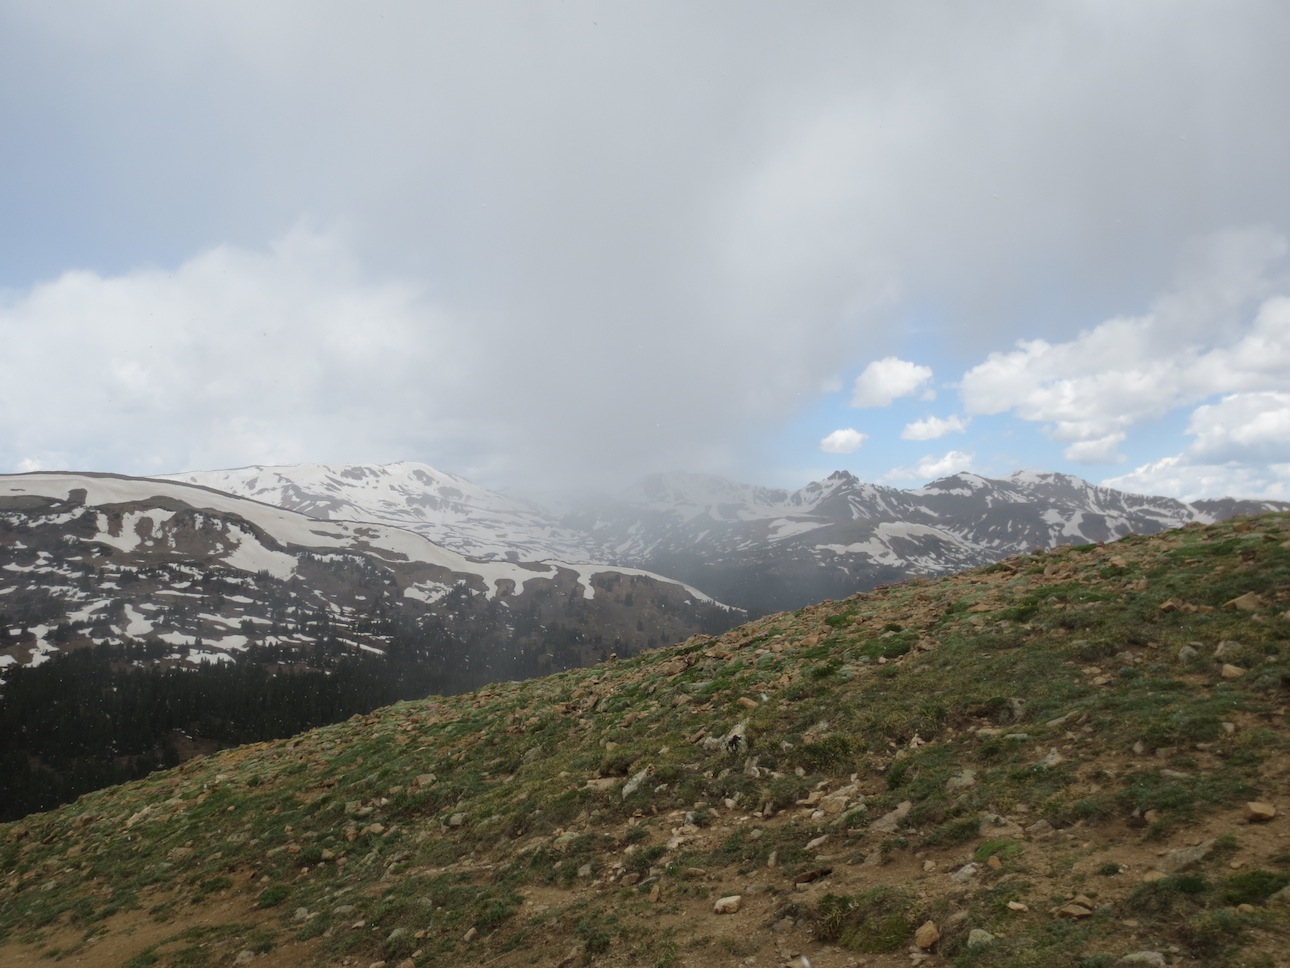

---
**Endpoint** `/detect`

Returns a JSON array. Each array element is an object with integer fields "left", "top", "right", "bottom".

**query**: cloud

[
  {"left": 901, "top": 414, "right": 968, "bottom": 441},
  {"left": 1102, "top": 455, "right": 1290, "bottom": 503},
  {"left": 1063, "top": 433, "right": 1126, "bottom": 464},
  {"left": 851, "top": 357, "right": 934, "bottom": 408},
  {"left": 0, "top": 228, "right": 469, "bottom": 475},
  {"left": 959, "top": 228, "right": 1290, "bottom": 455},
  {"left": 5, "top": 5, "right": 1290, "bottom": 494},
  {"left": 881, "top": 449, "right": 974, "bottom": 485},
  {"left": 1100, "top": 391, "right": 1290, "bottom": 500},
  {"left": 819, "top": 428, "right": 868, "bottom": 454}
]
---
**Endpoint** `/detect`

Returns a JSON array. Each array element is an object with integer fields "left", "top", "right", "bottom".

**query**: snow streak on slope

[{"left": 165, "top": 463, "right": 605, "bottom": 563}]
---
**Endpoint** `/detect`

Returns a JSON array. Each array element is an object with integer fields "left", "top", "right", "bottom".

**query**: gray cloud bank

[{"left": 2, "top": 2, "right": 1288, "bottom": 494}]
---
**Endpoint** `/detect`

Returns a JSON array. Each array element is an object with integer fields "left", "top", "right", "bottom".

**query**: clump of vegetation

[{"left": 810, "top": 888, "right": 922, "bottom": 952}]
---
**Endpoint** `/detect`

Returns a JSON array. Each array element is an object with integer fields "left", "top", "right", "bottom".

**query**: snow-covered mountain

[
  {"left": 165, "top": 462, "right": 604, "bottom": 562},
  {"left": 167, "top": 462, "right": 1289, "bottom": 616},
  {"left": 0, "top": 472, "right": 733, "bottom": 679}
]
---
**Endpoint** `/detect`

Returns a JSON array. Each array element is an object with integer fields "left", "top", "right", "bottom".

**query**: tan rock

[
  {"left": 713, "top": 895, "right": 742, "bottom": 914},
  {"left": 914, "top": 920, "right": 940, "bottom": 949},
  {"left": 1224, "top": 592, "right": 1263, "bottom": 612},
  {"left": 1055, "top": 902, "right": 1093, "bottom": 918},
  {"left": 1220, "top": 664, "right": 1246, "bottom": 679},
  {"left": 1245, "top": 801, "right": 1277, "bottom": 822}
]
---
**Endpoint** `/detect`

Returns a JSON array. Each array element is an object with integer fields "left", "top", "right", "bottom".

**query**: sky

[{"left": 2, "top": 1, "right": 1289, "bottom": 502}]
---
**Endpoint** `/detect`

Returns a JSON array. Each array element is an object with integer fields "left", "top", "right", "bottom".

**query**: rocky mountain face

[
  {"left": 0, "top": 472, "right": 734, "bottom": 679},
  {"left": 2, "top": 510, "right": 1287, "bottom": 967},
  {"left": 172, "top": 462, "right": 1290, "bottom": 616}
]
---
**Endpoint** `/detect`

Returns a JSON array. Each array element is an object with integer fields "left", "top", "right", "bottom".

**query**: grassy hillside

[{"left": 2, "top": 513, "right": 1288, "bottom": 967}]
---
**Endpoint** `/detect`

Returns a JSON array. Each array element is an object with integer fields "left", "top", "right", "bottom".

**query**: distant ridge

[{"left": 173, "top": 462, "right": 1290, "bottom": 614}]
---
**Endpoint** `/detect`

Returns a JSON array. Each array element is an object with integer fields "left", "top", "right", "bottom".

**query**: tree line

[{"left": 0, "top": 642, "right": 448, "bottom": 822}]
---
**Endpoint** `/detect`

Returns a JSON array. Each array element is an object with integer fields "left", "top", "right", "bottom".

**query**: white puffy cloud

[
  {"left": 881, "top": 449, "right": 974, "bottom": 485},
  {"left": 851, "top": 357, "right": 933, "bottom": 408},
  {"left": 819, "top": 428, "right": 868, "bottom": 454},
  {"left": 959, "top": 228, "right": 1290, "bottom": 457},
  {"left": 1188, "top": 392, "right": 1290, "bottom": 462},
  {"left": 901, "top": 414, "right": 968, "bottom": 441},
  {"left": 1103, "top": 455, "right": 1290, "bottom": 503},
  {"left": 1101, "top": 392, "right": 1290, "bottom": 500},
  {"left": 0, "top": 228, "right": 474, "bottom": 475}
]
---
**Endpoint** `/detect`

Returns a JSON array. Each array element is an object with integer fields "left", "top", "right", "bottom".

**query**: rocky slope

[
  {"left": 2, "top": 511, "right": 1287, "bottom": 968},
  {"left": 173, "top": 461, "right": 1290, "bottom": 615},
  {"left": 0, "top": 472, "right": 734, "bottom": 678}
]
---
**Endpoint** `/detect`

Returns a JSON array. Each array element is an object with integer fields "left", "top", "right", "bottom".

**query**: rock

[
  {"left": 737, "top": 696, "right": 759, "bottom": 709},
  {"left": 1025, "top": 819, "right": 1054, "bottom": 837},
  {"left": 787, "top": 957, "right": 812, "bottom": 968},
  {"left": 713, "top": 895, "right": 742, "bottom": 914},
  {"left": 621, "top": 872, "right": 641, "bottom": 886},
  {"left": 1007, "top": 901, "right": 1028, "bottom": 912},
  {"left": 1036, "top": 749, "right": 1065, "bottom": 769},
  {"left": 914, "top": 920, "right": 940, "bottom": 949},
  {"left": 950, "top": 863, "right": 979, "bottom": 884},
  {"left": 234, "top": 952, "right": 256, "bottom": 965},
  {"left": 805, "top": 834, "right": 829, "bottom": 852},
  {"left": 1176, "top": 645, "right": 1198, "bottom": 661},
  {"left": 1160, "top": 839, "right": 1215, "bottom": 873},
  {"left": 386, "top": 928, "right": 408, "bottom": 945},
  {"left": 1119, "top": 953, "right": 1166, "bottom": 967},
  {"left": 1213, "top": 640, "right": 1242, "bottom": 658},
  {"left": 1245, "top": 801, "right": 1277, "bottom": 822},
  {"left": 792, "top": 868, "right": 832, "bottom": 885},
  {"left": 447, "top": 813, "right": 465, "bottom": 828},
  {"left": 1224, "top": 592, "right": 1263, "bottom": 612},
  {"left": 870, "top": 800, "right": 912, "bottom": 833},
  {"left": 621, "top": 765, "right": 654, "bottom": 800},
  {"left": 967, "top": 928, "right": 996, "bottom": 947},
  {"left": 413, "top": 772, "right": 437, "bottom": 787},
  {"left": 1056, "top": 902, "right": 1093, "bottom": 918},
  {"left": 395, "top": 960, "right": 415, "bottom": 968},
  {"left": 577, "top": 862, "right": 593, "bottom": 878},
  {"left": 463, "top": 926, "right": 478, "bottom": 942},
  {"left": 1221, "top": 663, "right": 1246, "bottom": 679}
]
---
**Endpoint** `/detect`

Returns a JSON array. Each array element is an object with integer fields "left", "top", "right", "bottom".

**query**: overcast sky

[{"left": 2, "top": 1, "right": 1288, "bottom": 501}]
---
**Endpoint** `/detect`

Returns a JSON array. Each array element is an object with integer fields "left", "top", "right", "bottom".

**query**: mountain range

[
  {"left": 169, "top": 462, "right": 1289, "bottom": 614},
  {"left": 0, "top": 471, "right": 732, "bottom": 681}
]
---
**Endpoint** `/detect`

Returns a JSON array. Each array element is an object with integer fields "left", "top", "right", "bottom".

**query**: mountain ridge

[{"left": 169, "top": 461, "right": 1287, "bottom": 616}]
